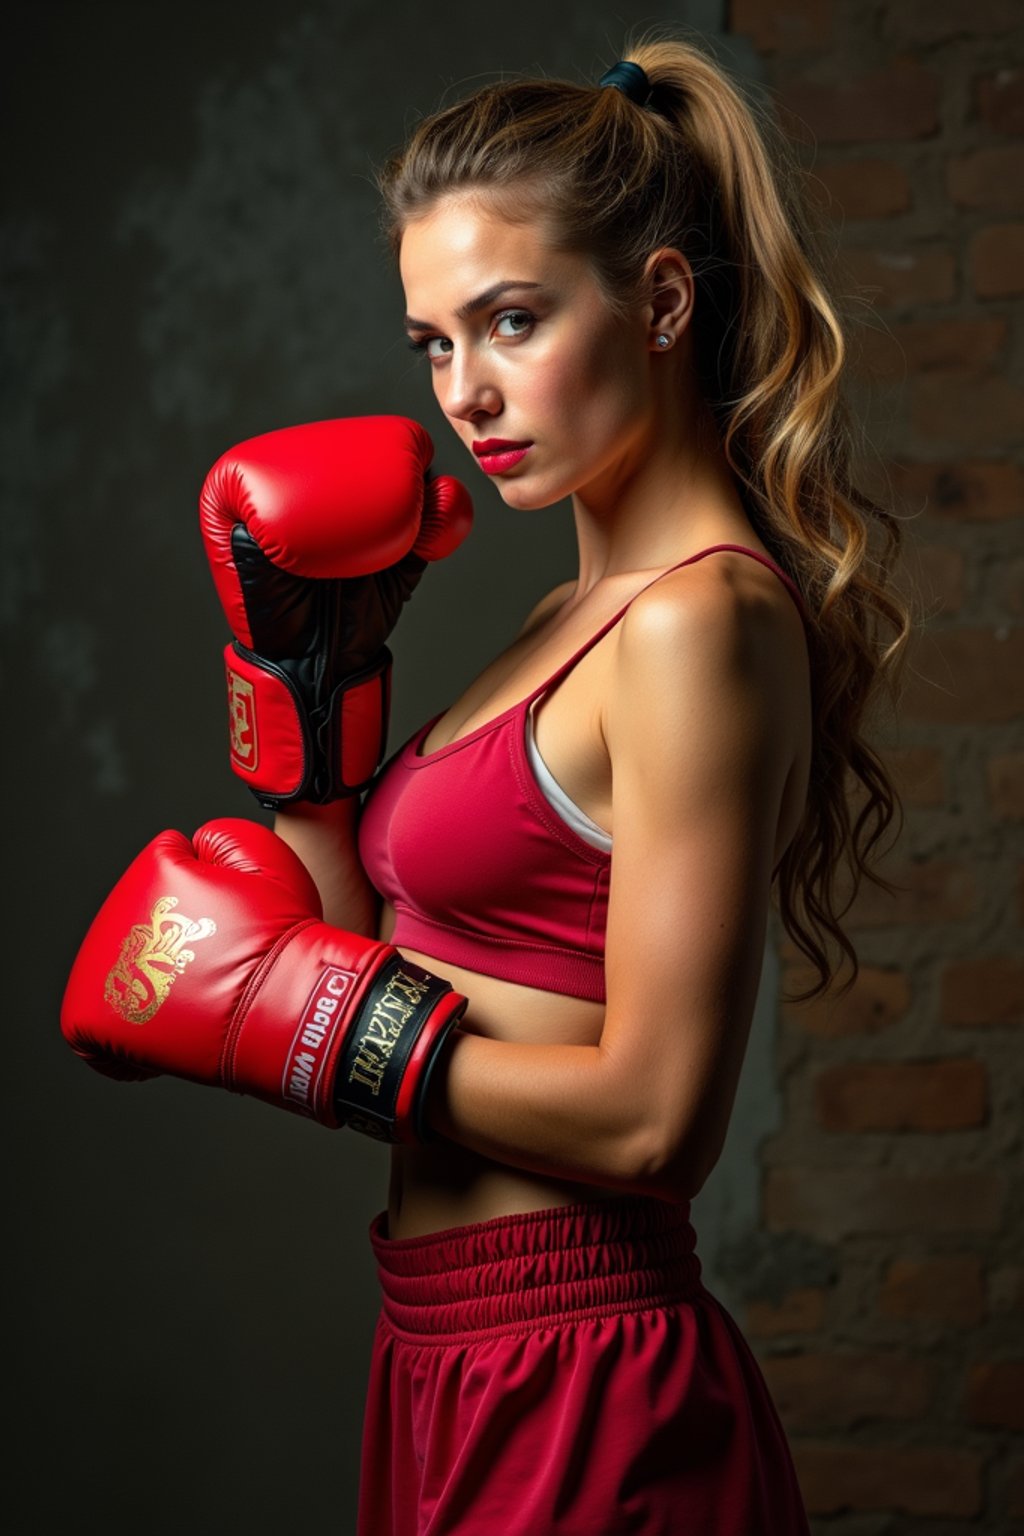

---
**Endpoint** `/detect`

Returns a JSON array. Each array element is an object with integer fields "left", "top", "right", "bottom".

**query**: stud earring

[{"left": 655, "top": 333, "right": 672, "bottom": 348}]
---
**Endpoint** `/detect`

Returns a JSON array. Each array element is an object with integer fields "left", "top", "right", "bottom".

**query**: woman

[
  {"left": 60, "top": 28, "right": 910, "bottom": 1536},
  {"left": 274, "top": 32, "right": 910, "bottom": 1536}
]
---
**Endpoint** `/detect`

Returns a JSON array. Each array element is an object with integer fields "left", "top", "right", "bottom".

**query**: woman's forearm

[
  {"left": 274, "top": 796, "right": 381, "bottom": 935},
  {"left": 421, "top": 1023, "right": 663, "bottom": 1198}
]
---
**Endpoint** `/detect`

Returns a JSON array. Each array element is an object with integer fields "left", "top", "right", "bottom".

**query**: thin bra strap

[{"left": 523, "top": 543, "right": 808, "bottom": 708}]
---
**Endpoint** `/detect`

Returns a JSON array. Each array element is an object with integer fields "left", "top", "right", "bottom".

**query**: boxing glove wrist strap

[
  {"left": 225, "top": 642, "right": 392, "bottom": 808},
  {"left": 329, "top": 954, "right": 467, "bottom": 1144}
]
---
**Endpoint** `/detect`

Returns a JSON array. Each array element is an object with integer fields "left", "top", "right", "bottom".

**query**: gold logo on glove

[
  {"left": 228, "top": 670, "right": 257, "bottom": 770},
  {"left": 104, "top": 896, "right": 217, "bottom": 1025}
]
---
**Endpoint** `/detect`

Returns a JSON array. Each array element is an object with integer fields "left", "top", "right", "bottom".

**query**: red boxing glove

[
  {"left": 200, "top": 416, "right": 473, "bottom": 807},
  {"left": 60, "top": 819, "right": 468, "bottom": 1143}
]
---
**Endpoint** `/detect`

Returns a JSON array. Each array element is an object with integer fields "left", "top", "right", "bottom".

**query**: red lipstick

[
  {"left": 472, "top": 438, "right": 532, "bottom": 455},
  {"left": 472, "top": 438, "right": 533, "bottom": 475}
]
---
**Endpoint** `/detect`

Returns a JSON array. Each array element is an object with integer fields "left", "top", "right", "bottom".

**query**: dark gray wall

[{"left": 5, "top": 4, "right": 761, "bottom": 1531}]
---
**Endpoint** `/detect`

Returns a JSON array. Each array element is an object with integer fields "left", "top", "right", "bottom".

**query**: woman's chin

[{"left": 492, "top": 477, "right": 566, "bottom": 512}]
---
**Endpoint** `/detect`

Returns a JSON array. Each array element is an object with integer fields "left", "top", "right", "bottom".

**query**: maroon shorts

[{"left": 357, "top": 1193, "right": 809, "bottom": 1536}]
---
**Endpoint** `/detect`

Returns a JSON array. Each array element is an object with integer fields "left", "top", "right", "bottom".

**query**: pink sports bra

[{"left": 356, "top": 544, "right": 809, "bottom": 1003}]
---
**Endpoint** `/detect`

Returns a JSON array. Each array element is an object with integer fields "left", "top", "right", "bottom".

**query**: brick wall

[{"left": 727, "top": 2, "right": 1023, "bottom": 1530}]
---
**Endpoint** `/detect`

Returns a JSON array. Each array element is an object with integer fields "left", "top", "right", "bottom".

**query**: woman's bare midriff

[{"left": 381, "top": 939, "right": 621, "bottom": 1240}]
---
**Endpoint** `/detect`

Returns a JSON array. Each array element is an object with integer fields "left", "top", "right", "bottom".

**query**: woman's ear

[{"left": 641, "top": 246, "right": 694, "bottom": 350}]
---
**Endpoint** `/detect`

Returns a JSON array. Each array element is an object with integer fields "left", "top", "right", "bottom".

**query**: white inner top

[{"left": 525, "top": 700, "right": 613, "bottom": 852}]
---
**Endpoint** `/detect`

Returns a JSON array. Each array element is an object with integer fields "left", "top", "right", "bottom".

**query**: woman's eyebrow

[{"left": 404, "top": 281, "right": 545, "bottom": 333}]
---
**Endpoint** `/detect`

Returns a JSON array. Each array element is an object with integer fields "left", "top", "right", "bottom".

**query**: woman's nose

[{"left": 442, "top": 345, "right": 502, "bottom": 420}]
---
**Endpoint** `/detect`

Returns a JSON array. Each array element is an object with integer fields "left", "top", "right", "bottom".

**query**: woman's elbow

[{"left": 639, "top": 1125, "right": 718, "bottom": 1206}]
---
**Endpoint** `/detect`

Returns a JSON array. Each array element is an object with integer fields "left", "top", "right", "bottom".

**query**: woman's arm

[
  {"left": 274, "top": 797, "right": 380, "bottom": 936},
  {"left": 422, "top": 562, "right": 803, "bottom": 1200}
]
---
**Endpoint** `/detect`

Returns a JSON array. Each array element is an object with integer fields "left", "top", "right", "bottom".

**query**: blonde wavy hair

[{"left": 374, "top": 28, "right": 914, "bottom": 1003}]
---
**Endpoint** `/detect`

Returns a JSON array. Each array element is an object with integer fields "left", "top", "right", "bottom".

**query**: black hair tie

[{"left": 597, "top": 60, "right": 652, "bottom": 107}]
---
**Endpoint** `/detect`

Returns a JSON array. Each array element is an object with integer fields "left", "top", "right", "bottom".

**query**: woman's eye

[
  {"left": 494, "top": 309, "right": 534, "bottom": 338},
  {"left": 404, "top": 335, "right": 452, "bottom": 361}
]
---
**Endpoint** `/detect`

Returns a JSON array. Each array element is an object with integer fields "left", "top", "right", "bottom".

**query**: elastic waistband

[{"left": 367, "top": 1193, "right": 704, "bottom": 1344}]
